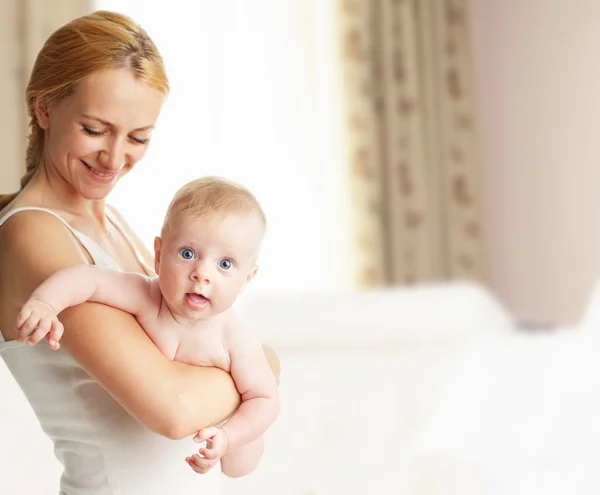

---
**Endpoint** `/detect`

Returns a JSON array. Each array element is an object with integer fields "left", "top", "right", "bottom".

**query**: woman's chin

[
  {"left": 80, "top": 187, "right": 115, "bottom": 201},
  {"left": 77, "top": 177, "right": 120, "bottom": 200}
]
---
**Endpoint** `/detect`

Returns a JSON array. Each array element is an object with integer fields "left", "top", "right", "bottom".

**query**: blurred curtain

[
  {"left": 339, "top": 0, "right": 485, "bottom": 287},
  {"left": 0, "top": 0, "right": 91, "bottom": 191}
]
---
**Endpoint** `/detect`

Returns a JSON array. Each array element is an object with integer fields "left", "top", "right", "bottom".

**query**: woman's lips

[{"left": 81, "top": 160, "right": 118, "bottom": 183}]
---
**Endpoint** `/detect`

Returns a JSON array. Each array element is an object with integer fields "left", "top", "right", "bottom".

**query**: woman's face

[{"left": 36, "top": 67, "right": 166, "bottom": 200}]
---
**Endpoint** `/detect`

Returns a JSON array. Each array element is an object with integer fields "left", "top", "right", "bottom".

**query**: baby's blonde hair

[{"left": 162, "top": 177, "right": 266, "bottom": 236}]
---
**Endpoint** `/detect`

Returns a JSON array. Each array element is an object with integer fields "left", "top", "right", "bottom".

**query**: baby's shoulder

[
  {"left": 132, "top": 275, "right": 163, "bottom": 319},
  {"left": 220, "top": 308, "right": 260, "bottom": 353},
  {"left": 146, "top": 276, "right": 162, "bottom": 299},
  {"left": 220, "top": 307, "right": 245, "bottom": 334}
]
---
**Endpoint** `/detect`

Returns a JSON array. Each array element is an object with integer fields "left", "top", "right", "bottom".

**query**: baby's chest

[
  {"left": 174, "top": 331, "right": 231, "bottom": 371},
  {"left": 141, "top": 316, "right": 231, "bottom": 370}
]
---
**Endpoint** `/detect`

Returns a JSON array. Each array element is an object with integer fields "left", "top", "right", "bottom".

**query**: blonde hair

[
  {"left": 162, "top": 177, "right": 267, "bottom": 236},
  {"left": 0, "top": 10, "right": 169, "bottom": 210}
]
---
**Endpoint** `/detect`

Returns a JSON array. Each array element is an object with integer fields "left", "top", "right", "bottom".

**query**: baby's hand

[
  {"left": 185, "top": 427, "right": 229, "bottom": 475},
  {"left": 15, "top": 299, "right": 64, "bottom": 350}
]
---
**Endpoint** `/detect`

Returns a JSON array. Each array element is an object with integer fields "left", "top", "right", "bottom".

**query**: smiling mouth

[{"left": 81, "top": 160, "right": 117, "bottom": 179}]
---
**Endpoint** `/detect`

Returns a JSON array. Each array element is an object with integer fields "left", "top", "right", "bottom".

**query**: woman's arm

[{"left": 0, "top": 210, "right": 240, "bottom": 439}]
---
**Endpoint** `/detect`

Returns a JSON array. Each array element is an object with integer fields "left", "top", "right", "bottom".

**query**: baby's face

[{"left": 154, "top": 212, "right": 263, "bottom": 321}]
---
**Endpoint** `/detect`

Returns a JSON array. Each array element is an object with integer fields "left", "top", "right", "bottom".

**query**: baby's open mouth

[{"left": 185, "top": 293, "right": 209, "bottom": 310}]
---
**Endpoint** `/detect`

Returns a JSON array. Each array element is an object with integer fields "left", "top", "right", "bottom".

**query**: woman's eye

[
  {"left": 219, "top": 259, "right": 233, "bottom": 270},
  {"left": 82, "top": 126, "right": 103, "bottom": 137},
  {"left": 130, "top": 136, "right": 149, "bottom": 145},
  {"left": 178, "top": 248, "right": 195, "bottom": 260}
]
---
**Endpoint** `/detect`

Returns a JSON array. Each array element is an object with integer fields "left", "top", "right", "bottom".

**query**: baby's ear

[
  {"left": 239, "top": 265, "right": 258, "bottom": 295},
  {"left": 153, "top": 237, "right": 162, "bottom": 274},
  {"left": 247, "top": 264, "right": 259, "bottom": 282}
]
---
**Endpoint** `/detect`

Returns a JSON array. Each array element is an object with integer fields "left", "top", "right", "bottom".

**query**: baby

[{"left": 14, "top": 176, "right": 279, "bottom": 478}]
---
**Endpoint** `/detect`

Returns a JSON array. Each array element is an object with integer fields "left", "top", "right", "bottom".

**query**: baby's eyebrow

[{"left": 82, "top": 114, "right": 154, "bottom": 131}]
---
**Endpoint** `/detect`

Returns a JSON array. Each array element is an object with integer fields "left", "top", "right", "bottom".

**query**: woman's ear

[
  {"left": 153, "top": 237, "right": 162, "bottom": 274},
  {"left": 33, "top": 98, "right": 51, "bottom": 129}
]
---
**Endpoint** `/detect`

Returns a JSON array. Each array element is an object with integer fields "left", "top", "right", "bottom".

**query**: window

[{"left": 95, "top": 0, "right": 351, "bottom": 294}]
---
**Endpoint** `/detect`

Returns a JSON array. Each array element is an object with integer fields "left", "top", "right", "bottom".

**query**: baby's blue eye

[
  {"left": 178, "top": 248, "right": 195, "bottom": 260},
  {"left": 219, "top": 259, "right": 233, "bottom": 270}
]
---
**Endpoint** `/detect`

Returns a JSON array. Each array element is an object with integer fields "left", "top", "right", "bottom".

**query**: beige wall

[
  {"left": 472, "top": 0, "right": 600, "bottom": 324},
  {"left": 0, "top": 0, "right": 92, "bottom": 195},
  {"left": 0, "top": 0, "right": 24, "bottom": 193}
]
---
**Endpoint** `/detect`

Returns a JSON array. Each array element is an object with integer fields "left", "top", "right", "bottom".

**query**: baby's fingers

[
  {"left": 15, "top": 315, "right": 41, "bottom": 342},
  {"left": 194, "top": 426, "right": 219, "bottom": 444},
  {"left": 27, "top": 318, "right": 53, "bottom": 346},
  {"left": 15, "top": 306, "right": 33, "bottom": 331},
  {"left": 185, "top": 454, "right": 218, "bottom": 474},
  {"left": 199, "top": 446, "right": 220, "bottom": 460},
  {"left": 46, "top": 320, "right": 64, "bottom": 350}
]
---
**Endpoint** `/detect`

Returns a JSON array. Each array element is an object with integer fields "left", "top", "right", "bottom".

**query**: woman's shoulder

[
  {"left": 1, "top": 207, "right": 74, "bottom": 248},
  {"left": 0, "top": 207, "right": 91, "bottom": 275},
  {"left": 0, "top": 208, "right": 91, "bottom": 341}
]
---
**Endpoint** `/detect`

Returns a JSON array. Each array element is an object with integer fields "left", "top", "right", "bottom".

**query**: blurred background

[
  {"left": 3, "top": 0, "right": 600, "bottom": 326},
  {"left": 2, "top": 1, "right": 600, "bottom": 494}
]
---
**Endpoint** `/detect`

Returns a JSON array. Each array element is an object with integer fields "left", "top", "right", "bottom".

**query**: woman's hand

[{"left": 262, "top": 345, "right": 281, "bottom": 384}]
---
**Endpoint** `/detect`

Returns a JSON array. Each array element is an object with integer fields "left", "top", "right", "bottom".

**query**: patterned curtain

[
  {"left": 0, "top": 0, "right": 92, "bottom": 191},
  {"left": 339, "top": 0, "right": 485, "bottom": 287}
]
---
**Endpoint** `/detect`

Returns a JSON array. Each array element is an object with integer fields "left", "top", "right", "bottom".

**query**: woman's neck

[{"left": 21, "top": 167, "right": 108, "bottom": 225}]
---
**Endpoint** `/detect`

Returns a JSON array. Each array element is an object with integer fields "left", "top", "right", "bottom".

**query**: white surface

[
  {"left": 414, "top": 329, "right": 600, "bottom": 494},
  {"left": 409, "top": 281, "right": 600, "bottom": 494}
]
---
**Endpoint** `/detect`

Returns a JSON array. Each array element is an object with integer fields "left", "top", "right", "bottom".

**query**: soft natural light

[{"left": 94, "top": 0, "right": 352, "bottom": 295}]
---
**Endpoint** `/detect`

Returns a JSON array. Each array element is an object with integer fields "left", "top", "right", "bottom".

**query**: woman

[{"left": 0, "top": 10, "right": 278, "bottom": 494}]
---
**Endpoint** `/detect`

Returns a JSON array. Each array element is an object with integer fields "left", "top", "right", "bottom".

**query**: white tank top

[{"left": 0, "top": 207, "right": 221, "bottom": 495}]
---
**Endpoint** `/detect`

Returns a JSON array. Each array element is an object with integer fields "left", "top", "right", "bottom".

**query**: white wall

[{"left": 472, "top": 0, "right": 600, "bottom": 325}]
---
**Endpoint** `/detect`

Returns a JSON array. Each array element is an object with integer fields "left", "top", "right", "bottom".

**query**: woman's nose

[{"left": 98, "top": 138, "right": 126, "bottom": 171}]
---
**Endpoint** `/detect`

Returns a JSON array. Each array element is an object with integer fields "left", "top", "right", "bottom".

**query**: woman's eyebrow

[{"left": 82, "top": 114, "right": 154, "bottom": 131}]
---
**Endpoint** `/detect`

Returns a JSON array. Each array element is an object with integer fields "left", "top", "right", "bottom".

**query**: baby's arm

[
  {"left": 15, "top": 265, "right": 154, "bottom": 348},
  {"left": 190, "top": 315, "right": 280, "bottom": 477}
]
